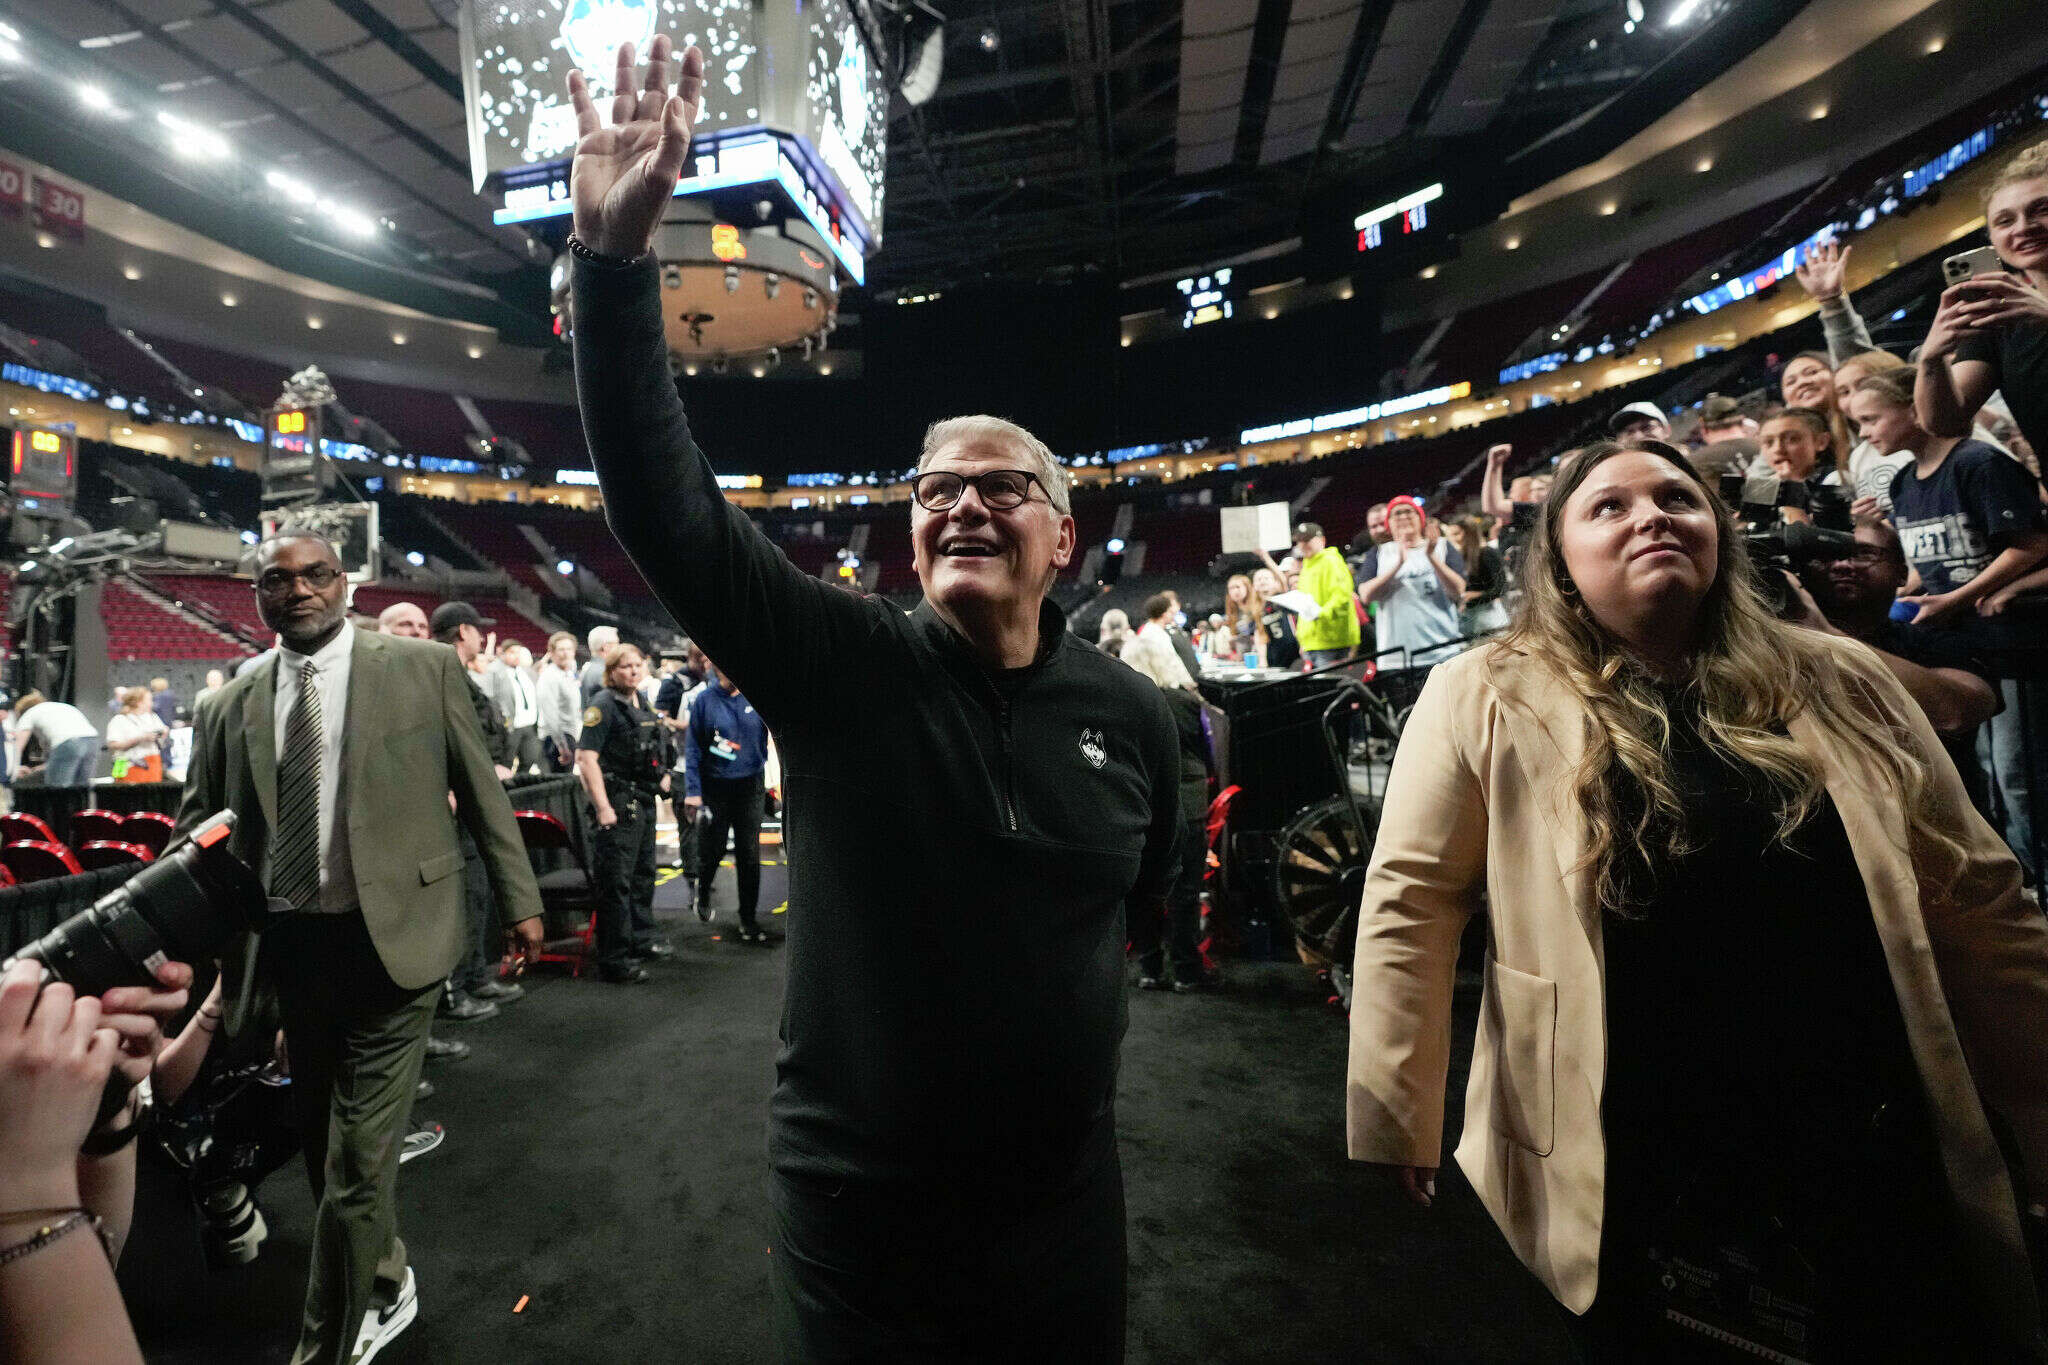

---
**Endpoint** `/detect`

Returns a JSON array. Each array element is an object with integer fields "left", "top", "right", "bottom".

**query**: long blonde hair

[{"left": 1498, "top": 439, "right": 1964, "bottom": 915}]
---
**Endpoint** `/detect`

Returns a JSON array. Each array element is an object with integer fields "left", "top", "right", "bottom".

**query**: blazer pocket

[
  {"left": 418, "top": 850, "right": 464, "bottom": 886},
  {"left": 1484, "top": 959, "right": 1557, "bottom": 1157}
]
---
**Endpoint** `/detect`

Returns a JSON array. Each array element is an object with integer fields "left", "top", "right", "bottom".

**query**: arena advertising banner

[
  {"left": 262, "top": 503, "right": 381, "bottom": 584},
  {"left": 461, "top": 0, "right": 887, "bottom": 240},
  {"left": 31, "top": 176, "right": 84, "bottom": 240}
]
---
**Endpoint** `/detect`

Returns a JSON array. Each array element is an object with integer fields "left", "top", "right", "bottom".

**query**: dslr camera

[
  {"left": 1718, "top": 473, "right": 1861, "bottom": 618},
  {"left": 1, "top": 811, "right": 267, "bottom": 995}
]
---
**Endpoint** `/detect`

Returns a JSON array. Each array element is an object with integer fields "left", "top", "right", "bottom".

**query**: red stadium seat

[
  {"left": 0, "top": 813, "right": 59, "bottom": 846},
  {"left": 0, "top": 863, "right": 13, "bottom": 888},
  {"left": 120, "top": 811, "right": 177, "bottom": 854},
  {"left": 513, "top": 809, "right": 597, "bottom": 977},
  {"left": 74, "top": 840, "right": 154, "bottom": 870},
  {"left": 68, "top": 810, "right": 129, "bottom": 845},
  {"left": 1, "top": 841, "right": 83, "bottom": 883}
]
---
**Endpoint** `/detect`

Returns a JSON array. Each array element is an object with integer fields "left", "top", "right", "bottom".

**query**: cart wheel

[{"left": 1271, "top": 794, "right": 1380, "bottom": 965}]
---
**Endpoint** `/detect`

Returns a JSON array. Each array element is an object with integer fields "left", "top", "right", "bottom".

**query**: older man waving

[{"left": 564, "top": 37, "right": 1178, "bottom": 1361}]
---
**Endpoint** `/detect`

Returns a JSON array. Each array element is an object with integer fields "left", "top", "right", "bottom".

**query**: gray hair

[
  {"left": 918, "top": 415, "right": 1072, "bottom": 516},
  {"left": 1097, "top": 608, "right": 1130, "bottom": 643}
]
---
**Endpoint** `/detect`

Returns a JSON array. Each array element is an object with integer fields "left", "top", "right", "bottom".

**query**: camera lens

[{"left": 7, "top": 812, "right": 264, "bottom": 995}]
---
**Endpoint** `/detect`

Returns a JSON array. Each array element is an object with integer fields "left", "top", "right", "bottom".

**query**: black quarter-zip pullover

[{"left": 573, "top": 257, "right": 1181, "bottom": 1197}]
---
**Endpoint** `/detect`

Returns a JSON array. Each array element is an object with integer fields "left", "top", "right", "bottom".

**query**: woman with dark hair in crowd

[
  {"left": 1756, "top": 407, "right": 1842, "bottom": 501},
  {"left": 1347, "top": 437, "right": 2048, "bottom": 1360},
  {"left": 1778, "top": 351, "right": 1855, "bottom": 469},
  {"left": 1442, "top": 515, "right": 1508, "bottom": 634}
]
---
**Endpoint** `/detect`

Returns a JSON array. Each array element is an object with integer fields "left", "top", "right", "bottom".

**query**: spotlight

[
  {"left": 1105, "top": 537, "right": 1126, "bottom": 555},
  {"left": 556, "top": 559, "right": 575, "bottom": 577},
  {"left": 979, "top": 25, "right": 1000, "bottom": 52},
  {"left": 406, "top": 550, "right": 426, "bottom": 567}
]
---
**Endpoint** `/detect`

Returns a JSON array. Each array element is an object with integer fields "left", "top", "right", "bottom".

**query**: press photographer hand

[
  {"left": 566, "top": 36, "right": 707, "bottom": 261},
  {"left": 0, "top": 960, "right": 120, "bottom": 1209}
]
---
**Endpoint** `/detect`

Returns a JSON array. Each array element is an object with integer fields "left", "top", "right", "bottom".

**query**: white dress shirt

[
  {"left": 273, "top": 626, "right": 358, "bottom": 913},
  {"left": 507, "top": 667, "right": 539, "bottom": 729}
]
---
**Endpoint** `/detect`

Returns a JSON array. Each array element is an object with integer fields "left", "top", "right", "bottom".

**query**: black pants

[
  {"left": 1131, "top": 814, "right": 1205, "bottom": 981},
  {"left": 769, "top": 1157, "right": 1126, "bottom": 1364},
  {"left": 592, "top": 791, "right": 658, "bottom": 972},
  {"left": 672, "top": 790, "right": 703, "bottom": 881},
  {"left": 449, "top": 827, "right": 497, "bottom": 994},
  {"left": 263, "top": 913, "right": 435, "bottom": 1365},
  {"left": 698, "top": 773, "right": 764, "bottom": 926},
  {"left": 507, "top": 724, "right": 545, "bottom": 776}
]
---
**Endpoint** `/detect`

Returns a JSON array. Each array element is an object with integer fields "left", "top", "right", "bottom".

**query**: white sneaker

[{"left": 349, "top": 1266, "right": 418, "bottom": 1364}]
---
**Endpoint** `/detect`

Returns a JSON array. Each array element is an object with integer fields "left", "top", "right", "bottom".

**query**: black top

[
  {"left": 1462, "top": 543, "right": 1507, "bottom": 605},
  {"left": 577, "top": 687, "right": 665, "bottom": 793},
  {"left": 1258, "top": 604, "right": 1301, "bottom": 669},
  {"left": 572, "top": 256, "right": 1181, "bottom": 1197},
  {"left": 463, "top": 672, "right": 514, "bottom": 769},
  {"left": 1888, "top": 438, "right": 2046, "bottom": 597},
  {"left": 1957, "top": 317, "right": 2048, "bottom": 457},
  {"left": 1600, "top": 695, "right": 1931, "bottom": 1204}
]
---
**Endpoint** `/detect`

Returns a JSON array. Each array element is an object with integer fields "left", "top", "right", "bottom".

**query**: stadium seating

[{"left": 103, "top": 578, "right": 253, "bottom": 662}]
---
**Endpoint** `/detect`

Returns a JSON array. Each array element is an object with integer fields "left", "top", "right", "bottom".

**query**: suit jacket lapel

[{"left": 245, "top": 654, "right": 280, "bottom": 830}]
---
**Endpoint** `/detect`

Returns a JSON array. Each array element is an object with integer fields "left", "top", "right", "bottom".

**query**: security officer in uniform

[{"left": 573, "top": 642, "right": 671, "bottom": 983}]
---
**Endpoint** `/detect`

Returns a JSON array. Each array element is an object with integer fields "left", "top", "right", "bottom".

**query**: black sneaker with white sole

[
  {"left": 349, "top": 1265, "right": 417, "bottom": 1364},
  {"left": 399, "top": 1121, "right": 444, "bottom": 1164}
]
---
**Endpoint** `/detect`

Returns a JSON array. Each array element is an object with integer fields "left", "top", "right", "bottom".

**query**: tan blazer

[{"left": 1346, "top": 635, "right": 2048, "bottom": 1340}]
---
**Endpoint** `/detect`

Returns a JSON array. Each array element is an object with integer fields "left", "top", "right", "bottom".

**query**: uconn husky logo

[{"left": 1079, "top": 728, "right": 1107, "bottom": 770}]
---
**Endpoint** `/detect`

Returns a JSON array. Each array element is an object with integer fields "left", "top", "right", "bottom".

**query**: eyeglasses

[
  {"left": 256, "top": 564, "right": 341, "bottom": 595},
  {"left": 910, "top": 469, "right": 1046, "bottom": 513}
]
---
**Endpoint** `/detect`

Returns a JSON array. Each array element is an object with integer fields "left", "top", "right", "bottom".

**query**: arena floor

[{"left": 123, "top": 857, "right": 1572, "bottom": 1363}]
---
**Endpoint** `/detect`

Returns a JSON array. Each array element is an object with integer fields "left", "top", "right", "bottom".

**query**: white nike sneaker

[{"left": 348, "top": 1266, "right": 418, "bottom": 1365}]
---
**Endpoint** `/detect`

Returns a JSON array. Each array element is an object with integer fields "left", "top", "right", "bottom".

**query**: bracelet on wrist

[
  {"left": 567, "top": 234, "right": 646, "bottom": 268},
  {"left": 0, "top": 1211, "right": 107, "bottom": 1269},
  {"left": 0, "top": 1206, "right": 83, "bottom": 1226}
]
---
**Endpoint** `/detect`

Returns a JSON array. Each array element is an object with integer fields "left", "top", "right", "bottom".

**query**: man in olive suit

[{"left": 177, "top": 533, "right": 543, "bottom": 1365}]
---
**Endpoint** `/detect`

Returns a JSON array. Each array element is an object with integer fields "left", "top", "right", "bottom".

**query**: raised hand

[
  {"left": 1795, "top": 239, "right": 1850, "bottom": 302},
  {"left": 564, "top": 36, "right": 706, "bottom": 260},
  {"left": 1485, "top": 443, "right": 1511, "bottom": 467}
]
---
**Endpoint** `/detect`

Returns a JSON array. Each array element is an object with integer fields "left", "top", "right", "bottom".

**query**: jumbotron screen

[{"left": 462, "top": 0, "right": 887, "bottom": 239}]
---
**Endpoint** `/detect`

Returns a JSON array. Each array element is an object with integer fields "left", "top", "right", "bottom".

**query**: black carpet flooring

[{"left": 127, "top": 862, "right": 1574, "bottom": 1363}]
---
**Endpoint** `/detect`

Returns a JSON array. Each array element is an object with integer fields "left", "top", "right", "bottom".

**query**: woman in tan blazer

[{"left": 1348, "top": 439, "right": 2048, "bottom": 1360}]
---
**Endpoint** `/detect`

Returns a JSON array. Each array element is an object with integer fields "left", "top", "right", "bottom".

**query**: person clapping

[{"left": 1356, "top": 496, "right": 1466, "bottom": 672}]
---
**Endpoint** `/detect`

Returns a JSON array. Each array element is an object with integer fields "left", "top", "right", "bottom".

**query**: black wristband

[
  {"left": 79, "top": 1106, "right": 147, "bottom": 1157},
  {"left": 567, "top": 235, "right": 647, "bottom": 269}
]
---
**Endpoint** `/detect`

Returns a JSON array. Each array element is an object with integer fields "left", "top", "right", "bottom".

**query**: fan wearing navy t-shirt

[{"left": 1890, "top": 436, "right": 2048, "bottom": 874}]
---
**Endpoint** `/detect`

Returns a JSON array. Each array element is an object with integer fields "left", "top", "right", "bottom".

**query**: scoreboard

[
  {"left": 263, "top": 406, "right": 328, "bottom": 505},
  {"left": 9, "top": 427, "right": 77, "bottom": 502},
  {"left": 1355, "top": 184, "right": 1443, "bottom": 254}
]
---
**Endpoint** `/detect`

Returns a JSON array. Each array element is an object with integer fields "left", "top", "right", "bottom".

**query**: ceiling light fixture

[
  {"left": 0, "top": 40, "right": 21, "bottom": 64},
  {"left": 1666, "top": 0, "right": 1705, "bottom": 27},
  {"left": 467, "top": 345, "right": 485, "bottom": 359},
  {"left": 220, "top": 293, "right": 238, "bottom": 307},
  {"left": 1419, "top": 266, "right": 1437, "bottom": 280},
  {"left": 328, "top": 203, "right": 378, "bottom": 238},
  {"left": 1924, "top": 35, "right": 1945, "bottom": 54},
  {"left": 0, "top": 20, "right": 19, "bottom": 42},
  {"left": 306, "top": 316, "right": 323, "bottom": 329},
  {"left": 391, "top": 332, "right": 407, "bottom": 345},
  {"left": 265, "top": 169, "right": 318, "bottom": 205},
  {"left": 1600, "top": 202, "right": 1618, "bottom": 215},
  {"left": 1695, "top": 156, "right": 1714, "bottom": 173},
  {"left": 158, "top": 110, "right": 228, "bottom": 159},
  {"left": 1810, "top": 103, "right": 1829, "bottom": 120},
  {"left": 1504, "top": 236, "right": 1521, "bottom": 250},
  {"left": 76, "top": 84, "right": 115, "bottom": 113},
  {"left": 35, "top": 232, "right": 54, "bottom": 249},
  {"left": 122, "top": 264, "right": 142, "bottom": 281}
]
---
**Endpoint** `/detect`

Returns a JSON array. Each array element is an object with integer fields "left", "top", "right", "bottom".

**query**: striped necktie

[{"left": 271, "top": 660, "right": 323, "bottom": 909}]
